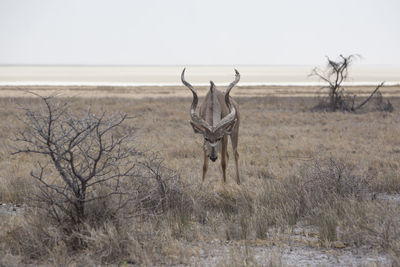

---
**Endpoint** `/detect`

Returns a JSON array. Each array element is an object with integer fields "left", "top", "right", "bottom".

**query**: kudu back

[{"left": 181, "top": 69, "right": 240, "bottom": 184}]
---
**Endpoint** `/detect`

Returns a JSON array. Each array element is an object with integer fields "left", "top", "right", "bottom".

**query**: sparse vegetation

[
  {"left": 13, "top": 95, "right": 142, "bottom": 225},
  {"left": 311, "top": 54, "right": 392, "bottom": 112},
  {"left": 1, "top": 93, "right": 400, "bottom": 265}
]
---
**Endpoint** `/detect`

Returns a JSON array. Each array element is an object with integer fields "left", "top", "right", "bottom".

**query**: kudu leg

[
  {"left": 221, "top": 136, "right": 228, "bottom": 183},
  {"left": 234, "top": 150, "right": 240, "bottom": 184},
  {"left": 202, "top": 147, "right": 208, "bottom": 182},
  {"left": 230, "top": 131, "right": 240, "bottom": 185}
]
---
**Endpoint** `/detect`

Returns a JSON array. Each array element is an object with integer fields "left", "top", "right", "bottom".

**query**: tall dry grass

[{"left": 0, "top": 95, "right": 400, "bottom": 265}]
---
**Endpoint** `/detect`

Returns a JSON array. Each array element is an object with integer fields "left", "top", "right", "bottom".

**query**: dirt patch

[
  {"left": 177, "top": 240, "right": 391, "bottom": 266},
  {"left": 0, "top": 203, "right": 24, "bottom": 216},
  {"left": 375, "top": 193, "right": 400, "bottom": 203}
]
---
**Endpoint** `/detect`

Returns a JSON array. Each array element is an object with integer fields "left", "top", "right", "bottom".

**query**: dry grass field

[{"left": 0, "top": 85, "right": 400, "bottom": 266}]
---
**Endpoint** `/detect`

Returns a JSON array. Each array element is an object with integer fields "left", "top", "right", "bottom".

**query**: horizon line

[
  {"left": 1, "top": 81, "right": 398, "bottom": 87},
  {"left": 2, "top": 63, "right": 400, "bottom": 67}
]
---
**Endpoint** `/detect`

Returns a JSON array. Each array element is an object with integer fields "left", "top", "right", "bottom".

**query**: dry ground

[
  {"left": 0, "top": 85, "right": 400, "bottom": 266},
  {"left": 1, "top": 84, "right": 400, "bottom": 98}
]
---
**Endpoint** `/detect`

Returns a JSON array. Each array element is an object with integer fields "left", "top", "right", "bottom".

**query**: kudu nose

[{"left": 210, "top": 156, "right": 218, "bottom": 162}]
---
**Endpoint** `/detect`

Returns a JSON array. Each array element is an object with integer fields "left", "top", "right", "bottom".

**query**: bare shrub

[
  {"left": 311, "top": 54, "right": 388, "bottom": 112},
  {"left": 135, "top": 153, "right": 193, "bottom": 217},
  {"left": 139, "top": 153, "right": 194, "bottom": 239},
  {"left": 294, "top": 157, "right": 400, "bottom": 245},
  {"left": 3, "top": 161, "right": 187, "bottom": 264},
  {"left": 299, "top": 158, "right": 371, "bottom": 241},
  {"left": 253, "top": 157, "right": 374, "bottom": 242},
  {"left": 6, "top": 95, "right": 192, "bottom": 264},
  {"left": 301, "top": 157, "right": 371, "bottom": 201},
  {"left": 12, "top": 95, "right": 142, "bottom": 225},
  {"left": 253, "top": 157, "right": 367, "bottom": 234}
]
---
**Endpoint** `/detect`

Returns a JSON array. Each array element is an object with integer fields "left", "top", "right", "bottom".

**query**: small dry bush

[
  {"left": 2, "top": 154, "right": 192, "bottom": 265},
  {"left": 2, "top": 158, "right": 189, "bottom": 262},
  {"left": 295, "top": 157, "right": 371, "bottom": 242},
  {"left": 284, "top": 157, "right": 400, "bottom": 253},
  {"left": 251, "top": 156, "right": 395, "bottom": 245},
  {"left": 2, "top": 96, "right": 194, "bottom": 265},
  {"left": 301, "top": 157, "right": 371, "bottom": 202}
]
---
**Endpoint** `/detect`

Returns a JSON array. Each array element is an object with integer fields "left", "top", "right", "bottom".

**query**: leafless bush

[
  {"left": 297, "top": 157, "right": 380, "bottom": 242},
  {"left": 311, "top": 55, "right": 389, "bottom": 112},
  {"left": 6, "top": 95, "right": 192, "bottom": 263},
  {"left": 13, "top": 95, "right": 143, "bottom": 225},
  {"left": 253, "top": 157, "right": 374, "bottom": 241},
  {"left": 135, "top": 153, "right": 193, "bottom": 216},
  {"left": 301, "top": 157, "right": 371, "bottom": 202},
  {"left": 13, "top": 95, "right": 189, "bottom": 227}
]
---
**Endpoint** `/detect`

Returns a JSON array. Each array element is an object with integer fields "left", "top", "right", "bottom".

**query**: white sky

[{"left": 0, "top": 0, "right": 399, "bottom": 65}]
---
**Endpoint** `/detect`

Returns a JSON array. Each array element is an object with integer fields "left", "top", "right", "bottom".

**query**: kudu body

[{"left": 181, "top": 69, "right": 240, "bottom": 184}]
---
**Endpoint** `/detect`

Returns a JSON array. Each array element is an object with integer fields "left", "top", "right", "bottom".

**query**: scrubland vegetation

[{"left": 1, "top": 93, "right": 400, "bottom": 266}]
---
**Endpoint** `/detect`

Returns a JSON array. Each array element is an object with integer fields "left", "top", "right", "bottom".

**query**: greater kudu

[{"left": 181, "top": 69, "right": 240, "bottom": 184}]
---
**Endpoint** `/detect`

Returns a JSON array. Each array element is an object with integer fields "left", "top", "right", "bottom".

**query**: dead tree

[
  {"left": 310, "top": 55, "right": 389, "bottom": 112},
  {"left": 12, "top": 95, "right": 144, "bottom": 224}
]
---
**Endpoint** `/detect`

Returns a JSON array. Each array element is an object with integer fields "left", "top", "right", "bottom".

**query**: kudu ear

[{"left": 190, "top": 121, "right": 205, "bottom": 134}]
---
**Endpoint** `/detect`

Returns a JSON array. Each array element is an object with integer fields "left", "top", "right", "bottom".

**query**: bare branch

[
  {"left": 311, "top": 54, "right": 390, "bottom": 112},
  {"left": 354, "top": 82, "right": 385, "bottom": 110},
  {"left": 13, "top": 95, "right": 140, "bottom": 223}
]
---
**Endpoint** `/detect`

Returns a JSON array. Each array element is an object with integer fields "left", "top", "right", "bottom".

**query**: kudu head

[{"left": 181, "top": 68, "right": 240, "bottom": 161}]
